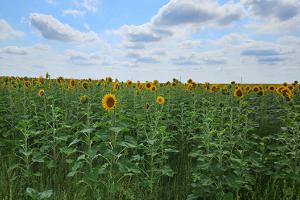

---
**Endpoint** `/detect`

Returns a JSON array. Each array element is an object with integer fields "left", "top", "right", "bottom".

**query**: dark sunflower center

[
  {"left": 236, "top": 90, "right": 242, "bottom": 97},
  {"left": 106, "top": 97, "right": 115, "bottom": 108}
]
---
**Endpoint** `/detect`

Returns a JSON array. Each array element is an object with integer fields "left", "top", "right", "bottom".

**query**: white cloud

[
  {"left": 0, "top": 44, "right": 50, "bottom": 56},
  {"left": 29, "top": 13, "right": 100, "bottom": 43},
  {"left": 63, "top": 9, "right": 85, "bottom": 17},
  {"left": 242, "top": 0, "right": 300, "bottom": 32},
  {"left": 114, "top": 0, "right": 243, "bottom": 45},
  {"left": 151, "top": 0, "right": 243, "bottom": 27},
  {"left": 114, "top": 23, "right": 172, "bottom": 43},
  {"left": 0, "top": 19, "right": 24, "bottom": 40},
  {"left": 73, "top": 0, "right": 99, "bottom": 13},
  {"left": 83, "top": 0, "right": 99, "bottom": 12},
  {"left": 65, "top": 50, "right": 110, "bottom": 65},
  {"left": 242, "top": 0, "right": 300, "bottom": 21},
  {"left": 178, "top": 40, "right": 202, "bottom": 49},
  {"left": 0, "top": 46, "right": 28, "bottom": 55}
]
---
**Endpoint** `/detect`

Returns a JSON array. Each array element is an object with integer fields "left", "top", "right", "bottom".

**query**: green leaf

[
  {"left": 77, "top": 154, "right": 85, "bottom": 161},
  {"left": 68, "top": 139, "right": 81, "bottom": 147},
  {"left": 161, "top": 165, "right": 174, "bottom": 177},
  {"left": 223, "top": 192, "right": 234, "bottom": 200},
  {"left": 26, "top": 188, "right": 39, "bottom": 199},
  {"left": 39, "top": 190, "right": 53, "bottom": 199}
]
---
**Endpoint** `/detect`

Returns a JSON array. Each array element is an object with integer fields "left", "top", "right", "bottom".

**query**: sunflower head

[
  {"left": 102, "top": 93, "right": 117, "bottom": 112},
  {"left": 234, "top": 87, "right": 243, "bottom": 98},
  {"left": 151, "top": 85, "right": 157, "bottom": 92},
  {"left": 126, "top": 80, "right": 132, "bottom": 87},
  {"left": 269, "top": 86, "right": 275, "bottom": 92},
  {"left": 57, "top": 76, "right": 64, "bottom": 84},
  {"left": 145, "top": 103, "right": 150, "bottom": 110},
  {"left": 113, "top": 82, "right": 120, "bottom": 91},
  {"left": 253, "top": 86, "right": 260, "bottom": 92},
  {"left": 136, "top": 81, "right": 143, "bottom": 90},
  {"left": 24, "top": 80, "right": 31, "bottom": 88},
  {"left": 245, "top": 86, "right": 251, "bottom": 92},
  {"left": 106, "top": 77, "right": 113, "bottom": 83},
  {"left": 82, "top": 81, "right": 89, "bottom": 89},
  {"left": 38, "top": 89, "right": 45, "bottom": 97},
  {"left": 156, "top": 95, "right": 165, "bottom": 105},
  {"left": 280, "top": 87, "right": 293, "bottom": 101},
  {"left": 70, "top": 79, "right": 76, "bottom": 87},
  {"left": 80, "top": 95, "right": 88, "bottom": 104},
  {"left": 288, "top": 85, "right": 294, "bottom": 91},
  {"left": 145, "top": 82, "right": 152, "bottom": 90},
  {"left": 211, "top": 85, "right": 218, "bottom": 92},
  {"left": 38, "top": 76, "right": 44, "bottom": 85},
  {"left": 187, "top": 78, "right": 193, "bottom": 84}
]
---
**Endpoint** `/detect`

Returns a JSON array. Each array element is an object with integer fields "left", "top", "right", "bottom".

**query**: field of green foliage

[{"left": 0, "top": 76, "right": 299, "bottom": 200}]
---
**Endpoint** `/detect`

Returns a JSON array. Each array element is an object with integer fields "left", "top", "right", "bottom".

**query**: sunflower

[
  {"left": 69, "top": 79, "right": 76, "bottom": 87},
  {"left": 80, "top": 95, "right": 88, "bottom": 104},
  {"left": 253, "top": 86, "right": 260, "bottom": 93},
  {"left": 268, "top": 85, "right": 275, "bottom": 92},
  {"left": 156, "top": 95, "right": 165, "bottom": 105},
  {"left": 211, "top": 85, "right": 218, "bottom": 92},
  {"left": 24, "top": 80, "right": 31, "bottom": 88},
  {"left": 185, "top": 83, "right": 194, "bottom": 90},
  {"left": 187, "top": 78, "right": 193, "bottom": 84},
  {"left": 245, "top": 86, "right": 251, "bottom": 92},
  {"left": 145, "top": 103, "right": 150, "bottom": 110},
  {"left": 145, "top": 82, "right": 152, "bottom": 90},
  {"left": 234, "top": 87, "right": 243, "bottom": 98},
  {"left": 288, "top": 85, "right": 294, "bottom": 91},
  {"left": 126, "top": 80, "right": 132, "bottom": 87},
  {"left": 113, "top": 82, "right": 120, "bottom": 91},
  {"left": 38, "top": 89, "right": 45, "bottom": 97},
  {"left": 151, "top": 85, "right": 157, "bottom": 92},
  {"left": 221, "top": 85, "right": 228, "bottom": 95},
  {"left": 106, "top": 77, "right": 113, "bottom": 83},
  {"left": 82, "top": 81, "right": 89, "bottom": 89},
  {"left": 38, "top": 76, "right": 44, "bottom": 85},
  {"left": 280, "top": 87, "right": 293, "bottom": 101},
  {"left": 102, "top": 93, "right": 117, "bottom": 112},
  {"left": 56, "top": 76, "right": 64, "bottom": 84},
  {"left": 136, "top": 81, "right": 143, "bottom": 90},
  {"left": 153, "top": 80, "right": 159, "bottom": 85}
]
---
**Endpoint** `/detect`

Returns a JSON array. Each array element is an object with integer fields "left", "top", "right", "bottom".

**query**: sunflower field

[{"left": 0, "top": 75, "right": 299, "bottom": 200}]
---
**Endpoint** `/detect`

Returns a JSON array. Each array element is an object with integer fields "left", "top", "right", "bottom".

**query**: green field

[{"left": 0, "top": 76, "right": 299, "bottom": 200}]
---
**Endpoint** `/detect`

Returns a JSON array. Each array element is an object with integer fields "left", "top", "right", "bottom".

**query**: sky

[{"left": 0, "top": 0, "right": 300, "bottom": 83}]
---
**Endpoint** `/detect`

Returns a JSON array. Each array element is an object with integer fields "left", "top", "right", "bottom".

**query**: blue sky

[{"left": 0, "top": 0, "right": 300, "bottom": 83}]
